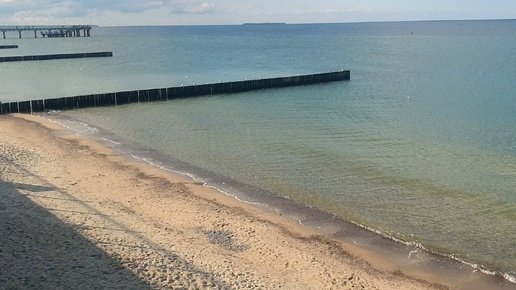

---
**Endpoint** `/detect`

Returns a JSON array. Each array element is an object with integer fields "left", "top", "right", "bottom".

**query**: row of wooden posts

[
  {"left": 0, "top": 45, "right": 18, "bottom": 49},
  {"left": 0, "top": 51, "right": 112, "bottom": 62},
  {"left": 0, "top": 70, "right": 350, "bottom": 114}
]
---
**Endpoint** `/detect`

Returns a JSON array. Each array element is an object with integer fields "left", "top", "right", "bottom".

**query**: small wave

[
  {"left": 44, "top": 109, "right": 61, "bottom": 114},
  {"left": 101, "top": 137, "right": 121, "bottom": 145},
  {"left": 41, "top": 114, "right": 99, "bottom": 136},
  {"left": 127, "top": 152, "right": 266, "bottom": 207},
  {"left": 499, "top": 171, "right": 516, "bottom": 176},
  {"left": 504, "top": 272, "right": 516, "bottom": 284},
  {"left": 347, "top": 220, "right": 516, "bottom": 284}
]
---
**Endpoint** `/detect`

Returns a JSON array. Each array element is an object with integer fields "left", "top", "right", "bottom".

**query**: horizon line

[{"left": 1, "top": 17, "right": 514, "bottom": 28}]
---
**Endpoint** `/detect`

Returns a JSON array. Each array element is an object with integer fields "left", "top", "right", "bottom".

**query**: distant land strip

[
  {"left": 242, "top": 23, "right": 286, "bottom": 25},
  {"left": 0, "top": 45, "right": 18, "bottom": 49},
  {"left": 0, "top": 51, "right": 112, "bottom": 62},
  {"left": 0, "top": 70, "right": 350, "bottom": 114}
]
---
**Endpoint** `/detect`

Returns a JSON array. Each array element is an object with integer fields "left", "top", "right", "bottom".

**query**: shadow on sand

[{"left": 0, "top": 177, "right": 153, "bottom": 289}]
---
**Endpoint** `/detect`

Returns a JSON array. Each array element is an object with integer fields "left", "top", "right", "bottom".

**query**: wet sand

[{"left": 0, "top": 113, "right": 488, "bottom": 289}]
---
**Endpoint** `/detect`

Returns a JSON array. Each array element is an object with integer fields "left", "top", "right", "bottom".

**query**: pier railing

[
  {"left": 0, "top": 25, "right": 93, "bottom": 39},
  {"left": 0, "top": 70, "right": 350, "bottom": 114}
]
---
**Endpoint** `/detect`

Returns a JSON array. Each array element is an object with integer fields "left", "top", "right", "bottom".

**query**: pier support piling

[{"left": 0, "top": 25, "right": 94, "bottom": 39}]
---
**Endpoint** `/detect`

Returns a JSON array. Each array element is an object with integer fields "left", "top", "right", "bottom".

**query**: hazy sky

[{"left": 0, "top": 0, "right": 515, "bottom": 26}]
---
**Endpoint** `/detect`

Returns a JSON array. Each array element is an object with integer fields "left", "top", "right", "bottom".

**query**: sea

[{"left": 1, "top": 20, "right": 515, "bottom": 285}]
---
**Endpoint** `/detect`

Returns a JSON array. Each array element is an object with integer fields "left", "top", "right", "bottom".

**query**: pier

[
  {"left": 0, "top": 25, "right": 93, "bottom": 39},
  {"left": 0, "top": 70, "right": 350, "bottom": 114}
]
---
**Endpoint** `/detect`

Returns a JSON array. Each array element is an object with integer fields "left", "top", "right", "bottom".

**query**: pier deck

[{"left": 0, "top": 25, "right": 93, "bottom": 39}]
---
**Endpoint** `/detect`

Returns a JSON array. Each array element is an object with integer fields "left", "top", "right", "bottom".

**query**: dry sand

[{"left": 0, "top": 113, "right": 451, "bottom": 289}]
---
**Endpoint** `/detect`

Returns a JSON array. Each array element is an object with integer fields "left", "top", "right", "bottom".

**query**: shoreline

[
  {"left": 48, "top": 111, "right": 516, "bottom": 288},
  {"left": 0, "top": 113, "right": 512, "bottom": 289}
]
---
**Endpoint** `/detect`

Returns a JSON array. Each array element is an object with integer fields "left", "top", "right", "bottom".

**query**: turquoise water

[{"left": 1, "top": 20, "right": 515, "bottom": 281}]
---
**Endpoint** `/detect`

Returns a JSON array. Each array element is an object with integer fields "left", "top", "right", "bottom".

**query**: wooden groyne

[
  {"left": 0, "top": 51, "right": 113, "bottom": 62},
  {"left": 0, "top": 70, "right": 350, "bottom": 114},
  {"left": 0, "top": 45, "right": 18, "bottom": 49}
]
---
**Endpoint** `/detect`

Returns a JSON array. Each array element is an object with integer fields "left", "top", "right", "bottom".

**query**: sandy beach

[{"left": 0, "top": 113, "right": 484, "bottom": 289}]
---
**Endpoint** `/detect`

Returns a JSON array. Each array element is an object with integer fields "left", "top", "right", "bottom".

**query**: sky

[{"left": 0, "top": 0, "right": 515, "bottom": 26}]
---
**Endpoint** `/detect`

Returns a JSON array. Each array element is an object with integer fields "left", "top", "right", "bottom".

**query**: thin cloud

[
  {"left": 0, "top": 0, "right": 219, "bottom": 22},
  {"left": 293, "top": 8, "right": 374, "bottom": 15},
  {"left": 80, "top": 0, "right": 165, "bottom": 13},
  {"left": 170, "top": 2, "right": 218, "bottom": 14},
  {"left": 0, "top": 0, "right": 168, "bottom": 19}
]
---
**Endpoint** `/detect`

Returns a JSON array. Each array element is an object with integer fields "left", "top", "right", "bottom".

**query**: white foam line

[
  {"left": 295, "top": 208, "right": 516, "bottom": 283},
  {"left": 504, "top": 273, "right": 516, "bottom": 284},
  {"left": 38, "top": 114, "right": 279, "bottom": 209},
  {"left": 346, "top": 220, "right": 516, "bottom": 284},
  {"left": 127, "top": 152, "right": 266, "bottom": 207},
  {"left": 40, "top": 114, "right": 98, "bottom": 136},
  {"left": 407, "top": 249, "right": 419, "bottom": 260},
  {"left": 101, "top": 137, "right": 121, "bottom": 145},
  {"left": 42, "top": 117, "right": 81, "bottom": 135}
]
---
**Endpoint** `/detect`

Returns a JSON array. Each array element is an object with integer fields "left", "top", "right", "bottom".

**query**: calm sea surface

[{"left": 1, "top": 20, "right": 515, "bottom": 282}]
